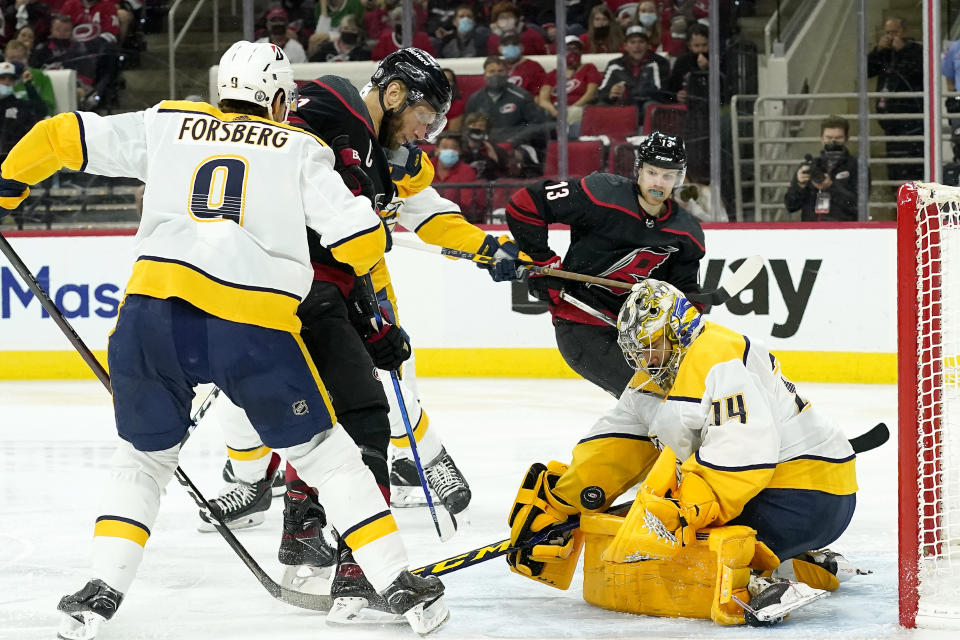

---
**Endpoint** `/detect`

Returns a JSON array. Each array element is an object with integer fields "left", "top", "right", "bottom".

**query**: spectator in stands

[
  {"left": 557, "top": 0, "right": 602, "bottom": 33},
  {"left": 580, "top": 3, "right": 623, "bottom": 54},
  {"left": 361, "top": 0, "right": 390, "bottom": 42},
  {"left": 5, "top": 39, "right": 54, "bottom": 115},
  {"left": 486, "top": 1, "right": 546, "bottom": 57},
  {"left": 437, "top": 4, "right": 489, "bottom": 59},
  {"left": 465, "top": 55, "right": 546, "bottom": 150},
  {"left": 3, "top": 1, "right": 51, "bottom": 44},
  {"left": 309, "top": 14, "right": 369, "bottom": 62},
  {"left": 538, "top": 36, "right": 601, "bottom": 130},
  {"left": 461, "top": 111, "right": 508, "bottom": 180},
  {"left": 784, "top": 115, "right": 865, "bottom": 222},
  {"left": 30, "top": 14, "right": 102, "bottom": 108},
  {"left": 500, "top": 32, "right": 545, "bottom": 97},
  {"left": 598, "top": 26, "right": 669, "bottom": 123},
  {"left": 609, "top": 0, "right": 638, "bottom": 27},
  {"left": 16, "top": 25, "right": 36, "bottom": 53},
  {"left": 443, "top": 68, "right": 465, "bottom": 131},
  {"left": 0, "top": 60, "right": 43, "bottom": 162},
  {"left": 60, "top": 0, "right": 121, "bottom": 43},
  {"left": 868, "top": 16, "right": 923, "bottom": 181},
  {"left": 372, "top": 6, "right": 435, "bottom": 60},
  {"left": 432, "top": 132, "right": 485, "bottom": 222},
  {"left": 314, "top": 0, "right": 364, "bottom": 34},
  {"left": 659, "top": 14, "right": 690, "bottom": 58},
  {"left": 257, "top": 6, "right": 306, "bottom": 63},
  {"left": 665, "top": 22, "right": 708, "bottom": 103},
  {"left": 631, "top": 0, "right": 663, "bottom": 50}
]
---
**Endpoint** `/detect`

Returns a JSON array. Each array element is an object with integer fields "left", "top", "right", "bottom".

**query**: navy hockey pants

[
  {"left": 555, "top": 320, "right": 635, "bottom": 398},
  {"left": 727, "top": 488, "right": 856, "bottom": 560},
  {"left": 108, "top": 294, "right": 336, "bottom": 452}
]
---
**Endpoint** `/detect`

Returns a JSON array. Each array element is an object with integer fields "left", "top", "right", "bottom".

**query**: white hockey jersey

[
  {"left": 0, "top": 102, "right": 386, "bottom": 333},
  {"left": 554, "top": 321, "right": 857, "bottom": 523}
]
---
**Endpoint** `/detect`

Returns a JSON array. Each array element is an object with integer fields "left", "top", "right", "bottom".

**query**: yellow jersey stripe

[
  {"left": 390, "top": 411, "right": 429, "bottom": 447},
  {"left": 329, "top": 222, "right": 387, "bottom": 277},
  {"left": 124, "top": 256, "right": 302, "bottom": 332},
  {"left": 226, "top": 444, "right": 272, "bottom": 461},
  {"left": 766, "top": 456, "right": 858, "bottom": 495},
  {"left": 94, "top": 515, "right": 150, "bottom": 547},
  {"left": 292, "top": 332, "right": 337, "bottom": 421},
  {"left": 415, "top": 215, "right": 487, "bottom": 251},
  {"left": 341, "top": 511, "right": 399, "bottom": 551},
  {"left": 1, "top": 113, "right": 85, "bottom": 185}
]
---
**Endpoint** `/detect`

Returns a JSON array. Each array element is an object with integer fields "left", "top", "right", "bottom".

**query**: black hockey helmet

[
  {"left": 635, "top": 131, "right": 686, "bottom": 171},
  {"left": 371, "top": 48, "right": 452, "bottom": 142}
]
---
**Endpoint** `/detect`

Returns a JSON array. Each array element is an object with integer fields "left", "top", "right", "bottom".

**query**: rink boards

[{"left": 0, "top": 224, "right": 896, "bottom": 383}]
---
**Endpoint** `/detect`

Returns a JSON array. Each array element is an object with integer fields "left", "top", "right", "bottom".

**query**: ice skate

[
  {"left": 197, "top": 474, "right": 272, "bottom": 532},
  {"left": 222, "top": 458, "right": 286, "bottom": 496},
  {"left": 389, "top": 453, "right": 429, "bottom": 508},
  {"left": 278, "top": 491, "right": 337, "bottom": 590},
  {"left": 380, "top": 569, "right": 449, "bottom": 634},
  {"left": 736, "top": 574, "right": 828, "bottom": 627},
  {"left": 773, "top": 548, "right": 872, "bottom": 591},
  {"left": 57, "top": 579, "right": 123, "bottom": 640},
  {"left": 424, "top": 447, "right": 472, "bottom": 516},
  {"left": 326, "top": 542, "right": 405, "bottom": 625}
]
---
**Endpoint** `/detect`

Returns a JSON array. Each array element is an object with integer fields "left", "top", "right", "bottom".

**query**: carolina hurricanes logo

[{"left": 590, "top": 247, "right": 676, "bottom": 294}]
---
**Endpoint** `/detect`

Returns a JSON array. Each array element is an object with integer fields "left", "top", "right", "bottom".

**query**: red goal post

[{"left": 897, "top": 181, "right": 960, "bottom": 628}]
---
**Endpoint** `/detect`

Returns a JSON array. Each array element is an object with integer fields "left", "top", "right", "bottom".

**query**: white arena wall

[{"left": 0, "top": 224, "right": 896, "bottom": 383}]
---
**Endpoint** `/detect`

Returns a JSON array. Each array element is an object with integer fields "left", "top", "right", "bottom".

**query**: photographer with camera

[{"left": 784, "top": 116, "right": 865, "bottom": 222}]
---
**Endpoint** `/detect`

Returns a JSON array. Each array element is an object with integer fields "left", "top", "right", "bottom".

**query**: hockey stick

[
  {"left": 412, "top": 501, "right": 635, "bottom": 578},
  {"left": 392, "top": 237, "right": 764, "bottom": 304},
  {"left": 0, "top": 232, "right": 330, "bottom": 612},
  {"left": 849, "top": 422, "right": 889, "bottom": 454},
  {"left": 390, "top": 369, "right": 453, "bottom": 541},
  {"left": 559, "top": 291, "right": 616, "bottom": 326}
]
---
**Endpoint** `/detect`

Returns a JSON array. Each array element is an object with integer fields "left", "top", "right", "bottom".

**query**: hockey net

[{"left": 898, "top": 182, "right": 960, "bottom": 628}]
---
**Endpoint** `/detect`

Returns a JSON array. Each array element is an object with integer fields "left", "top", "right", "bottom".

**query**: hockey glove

[
  {"left": 331, "top": 134, "right": 375, "bottom": 202},
  {"left": 0, "top": 176, "right": 29, "bottom": 212},
  {"left": 364, "top": 319, "right": 411, "bottom": 371},
  {"left": 524, "top": 255, "right": 565, "bottom": 305},
  {"left": 476, "top": 234, "right": 527, "bottom": 282},
  {"left": 507, "top": 461, "right": 581, "bottom": 583}
]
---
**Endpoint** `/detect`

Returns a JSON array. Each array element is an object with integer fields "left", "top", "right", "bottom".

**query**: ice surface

[{"left": 0, "top": 379, "right": 946, "bottom": 639}]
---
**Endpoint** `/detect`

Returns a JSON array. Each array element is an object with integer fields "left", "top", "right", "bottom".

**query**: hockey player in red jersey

[{"left": 506, "top": 131, "right": 706, "bottom": 397}]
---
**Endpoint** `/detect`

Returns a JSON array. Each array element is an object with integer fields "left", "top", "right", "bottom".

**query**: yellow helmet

[{"left": 616, "top": 279, "right": 703, "bottom": 392}]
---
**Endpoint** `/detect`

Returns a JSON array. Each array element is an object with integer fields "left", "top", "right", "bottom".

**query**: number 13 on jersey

[{"left": 189, "top": 155, "right": 249, "bottom": 224}]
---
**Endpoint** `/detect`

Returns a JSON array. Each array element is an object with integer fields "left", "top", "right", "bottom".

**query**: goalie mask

[{"left": 616, "top": 279, "right": 703, "bottom": 393}]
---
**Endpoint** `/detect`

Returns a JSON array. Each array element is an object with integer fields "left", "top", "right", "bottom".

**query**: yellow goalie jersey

[
  {"left": 554, "top": 321, "right": 857, "bottom": 522},
  {"left": 0, "top": 102, "right": 385, "bottom": 333}
]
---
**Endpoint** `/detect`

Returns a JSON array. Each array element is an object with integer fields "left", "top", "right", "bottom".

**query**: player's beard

[{"left": 380, "top": 111, "right": 404, "bottom": 150}]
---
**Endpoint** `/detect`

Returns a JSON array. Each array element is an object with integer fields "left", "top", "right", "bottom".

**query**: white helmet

[{"left": 217, "top": 41, "right": 296, "bottom": 120}]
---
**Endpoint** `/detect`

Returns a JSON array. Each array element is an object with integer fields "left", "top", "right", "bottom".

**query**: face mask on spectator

[
  {"left": 638, "top": 12, "right": 658, "bottom": 27},
  {"left": 0, "top": 84, "right": 14, "bottom": 98},
  {"left": 438, "top": 149, "right": 459, "bottom": 167},
  {"left": 594, "top": 25, "right": 610, "bottom": 39},
  {"left": 501, "top": 44, "right": 521, "bottom": 61},
  {"left": 457, "top": 17, "right": 474, "bottom": 34},
  {"left": 341, "top": 31, "right": 359, "bottom": 45},
  {"left": 50, "top": 37, "right": 71, "bottom": 47},
  {"left": 566, "top": 51, "right": 581, "bottom": 67},
  {"left": 269, "top": 22, "right": 287, "bottom": 36},
  {"left": 497, "top": 17, "right": 517, "bottom": 31},
  {"left": 486, "top": 74, "right": 508, "bottom": 92},
  {"left": 467, "top": 128, "right": 487, "bottom": 141}
]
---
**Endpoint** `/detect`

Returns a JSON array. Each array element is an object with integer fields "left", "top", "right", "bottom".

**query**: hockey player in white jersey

[
  {"left": 0, "top": 41, "right": 448, "bottom": 638},
  {"left": 506, "top": 279, "right": 859, "bottom": 626}
]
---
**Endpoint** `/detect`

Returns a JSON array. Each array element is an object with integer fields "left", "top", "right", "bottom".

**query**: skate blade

[
  {"left": 57, "top": 611, "right": 106, "bottom": 640},
  {"left": 196, "top": 511, "right": 266, "bottom": 533},
  {"left": 280, "top": 564, "right": 332, "bottom": 594},
  {"left": 404, "top": 596, "right": 450, "bottom": 635},
  {"left": 752, "top": 585, "right": 829, "bottom": 623},
  {"left": 390, "top": 484, "right": 430, "bottom": 508},
  {"left": 326, "top": 597, "right": 405, "bottom": 625}
]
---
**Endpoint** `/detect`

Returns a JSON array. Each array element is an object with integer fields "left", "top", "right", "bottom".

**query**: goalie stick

[
  {"left": 0, "top": 232, "right": 331, "bottom": 613},
  {"left": 411, "top": 423, "right": 889, "bottom": 580},
  {"left": 391, "top": 236, "right": 763, "bottom": 305}
]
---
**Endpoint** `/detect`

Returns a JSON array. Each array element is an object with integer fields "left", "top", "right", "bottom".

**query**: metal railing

[
  {"left": 763, "top": 0, "right": 817, "bottom": 56},
  {"left": 738, "top": 91, "right": 946, "bottom": 221},
  {"left": 169, "top": 0, "right": 221, "bottom": 99}
]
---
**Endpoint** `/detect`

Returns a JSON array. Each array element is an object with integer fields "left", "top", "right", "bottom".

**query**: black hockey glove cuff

[{"left": 364, "top": 322, "right": 411, "bottom": 371}]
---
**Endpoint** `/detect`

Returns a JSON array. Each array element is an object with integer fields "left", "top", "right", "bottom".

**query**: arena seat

[
  {"left": 544, "top": 140, "right": 607, "bottom": 178},
  {"left": 457, "top": 74, "right": 486, "bottom": 101},
  {"left": 581, "top": 105, "right": 638, "bottom": 140},
  {"left": 643, "top": 103, "right": 687, "bottom": 136}
]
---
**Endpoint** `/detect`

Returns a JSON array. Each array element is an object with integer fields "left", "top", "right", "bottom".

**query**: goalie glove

[
  {"left": 506, "top": 461, "right": 580, "bottom": 580},
  {"left": 331, "top": 134, "right": 375, "bottom": 202},
  {"left": 476, "top": 234, "right": 527, "bottom": 282}
]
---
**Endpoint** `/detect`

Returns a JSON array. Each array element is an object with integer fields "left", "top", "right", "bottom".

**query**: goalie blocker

[{"left": 505, "top": 279, "right": 861, "bottom": 626}]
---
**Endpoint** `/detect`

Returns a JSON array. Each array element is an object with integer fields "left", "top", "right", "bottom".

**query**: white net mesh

[{"left": 912, "top": 182, "right": 960, "bottom": 626}]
